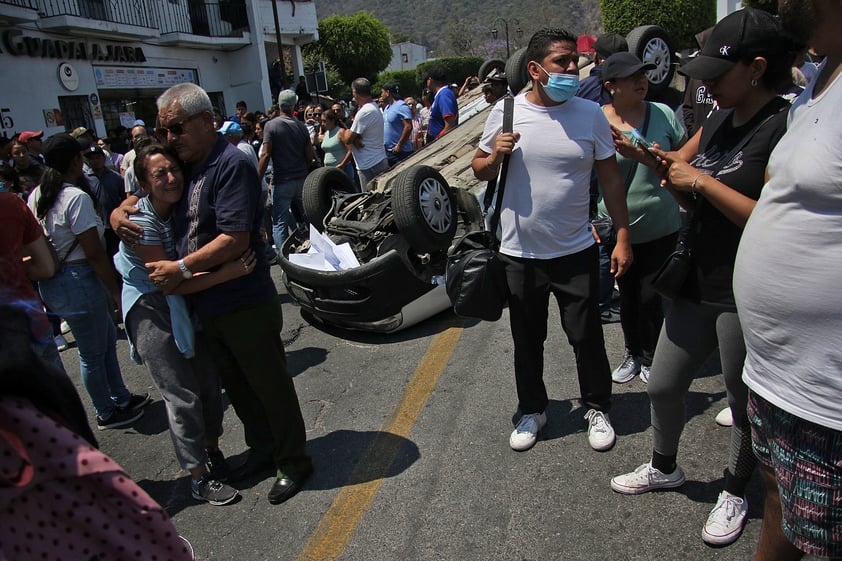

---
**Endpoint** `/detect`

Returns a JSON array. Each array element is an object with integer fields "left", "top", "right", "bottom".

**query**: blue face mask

[{"left": 536, "top": 63, "right": 579, "bottom": 103}]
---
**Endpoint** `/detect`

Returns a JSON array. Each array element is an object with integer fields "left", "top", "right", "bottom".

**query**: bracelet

[{"left": 691, "top": 173, "right": 706, "bottom": 193}]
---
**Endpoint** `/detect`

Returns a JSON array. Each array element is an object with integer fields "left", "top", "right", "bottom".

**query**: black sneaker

[
  {"left": 96, "top": 407, "right": 144, "bottom": 430},
  {"left": 119, "top": 392, "right": 151, "bottom": 412},
  {"left": 206, "top": 447, "right": 231, "bottom": 482},
  {"left": 191, "top": 474, "right": 239, "bottom": 506}
]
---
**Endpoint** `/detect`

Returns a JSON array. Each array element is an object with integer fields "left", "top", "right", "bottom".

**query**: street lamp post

[{"left": 490, "top": 17, "right": 522, "bottom": 59}]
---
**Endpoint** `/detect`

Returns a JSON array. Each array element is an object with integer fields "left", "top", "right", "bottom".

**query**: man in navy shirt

[
  {"left": 577, "top": 33, "right": 628, "bottom": 105},
  {"left": 114, "top": 83, "right": 313, "bottom": 505},
  {"left": 425, "top": 66, "right": 459, "bottom": 142}
]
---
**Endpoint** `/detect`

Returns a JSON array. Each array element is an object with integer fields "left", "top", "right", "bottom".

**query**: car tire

[
  {"left": 505, "top": 47, "right": 530, "bottom": 94},
  {"left": 626, "top": 25, "right": 676, "bottom": 96},
  {"left": 392, "top": 165, "right": 457, "bottom": 253},
  {"left": 478, "top": 59, "right": 505, "bottom": 82},
  {"left": 303, "top": 166, "right": 356, "bottom": 232}
]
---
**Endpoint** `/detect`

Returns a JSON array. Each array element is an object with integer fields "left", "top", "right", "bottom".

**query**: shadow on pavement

[
  {"left": 536, "top": 389, "right": 727, "bottom": 442},
  {"left": 306, "top": 429, "right": 420, "bottom": 490},
  {"left": 287, "top": 346, "right": 328, "bottom": 377}
]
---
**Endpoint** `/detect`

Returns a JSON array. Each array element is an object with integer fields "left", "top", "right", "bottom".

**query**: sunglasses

[{"left": 156, "top": 112, "right": 205, "bottom": 137}]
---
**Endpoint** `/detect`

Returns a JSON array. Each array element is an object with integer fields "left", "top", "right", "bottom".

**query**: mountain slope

[{"left": 314, "top": 0, "right": 603, "bottom": 57}]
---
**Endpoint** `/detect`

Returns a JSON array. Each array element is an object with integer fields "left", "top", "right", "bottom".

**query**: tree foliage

[
  {"left": 415, "top": 57, "right": 484, "bottom": 87},
  {"left": 374, "top": 70, "right": 422, "bottom": 99},
  {"left": 304, "top": 12, "right": 393, "bottom": 84},
  {"left": 598, "top": 0, "right": 716, "bottom": 50}
]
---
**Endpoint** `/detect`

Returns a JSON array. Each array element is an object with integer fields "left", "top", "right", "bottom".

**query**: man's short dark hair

[
  {"left": 236, "top": 100, "right": 247, "bottom": 109},
  {"left": 351, "top": 78, "right": 372, "bottom": 97},
  {"left": 425, "top": 66, "right": 447, "bottom": 84},
  {"left": 525, "top": 28, "right": 578, "bottom": 65}
]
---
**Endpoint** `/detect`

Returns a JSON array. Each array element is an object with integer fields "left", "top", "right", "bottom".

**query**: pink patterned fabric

[{"left": 0, "top": 396, "right": 194, "bottom": 561}]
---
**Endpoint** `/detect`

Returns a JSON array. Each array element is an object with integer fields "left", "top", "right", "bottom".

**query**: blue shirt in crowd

[{"left": 383, "top": 99, "right": 413, "bottom": 153}]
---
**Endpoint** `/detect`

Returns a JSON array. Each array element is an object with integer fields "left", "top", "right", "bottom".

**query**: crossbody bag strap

[
  {"left": 59, "top": 237, "right": 80, "bottom": 265},
  {"left": 686, "top": 107, "right": 781, "bottom": 247},
  {"left": 487, "top": 96, "right": 514, "bottom": 248},
  {"left": 622, "top": 101, "right": 652, "bottom": 192}
]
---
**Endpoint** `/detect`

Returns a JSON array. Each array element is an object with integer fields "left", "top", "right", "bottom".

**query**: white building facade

[
  {"left": 0, "top": 0, "right": 318, "bottom": 139},
  {"left": 384, "top": 41, "right": 427, "bottom": 72}
]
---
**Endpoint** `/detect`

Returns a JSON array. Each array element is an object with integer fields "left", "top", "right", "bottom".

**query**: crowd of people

[{"left": 1, "top": 2, "right": 840, "bottom": 559}]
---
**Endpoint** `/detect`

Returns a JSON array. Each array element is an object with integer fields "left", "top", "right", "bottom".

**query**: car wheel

[
  {"left": 478, "top": 59, "right": 505, "bottom": 82},
  {"left": 505, "top": 47, "right": 530, "bottom": 94},
  {"left": 303, "top": 166, "right": 356, "bottom": 232},
  {"left": 626, "top": 25, "right": 676, "bottom": 96},
  {"left": 392, "top": 165, "right": 457, "bottom": 252}
]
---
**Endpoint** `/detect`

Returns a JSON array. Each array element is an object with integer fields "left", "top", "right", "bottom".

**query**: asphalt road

[{"left": 55, "top": 267, "right": 816, "bottom": 561}]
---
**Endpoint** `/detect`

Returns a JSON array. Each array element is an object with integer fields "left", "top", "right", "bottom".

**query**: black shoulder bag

[
  {"left": 444, "top": 97, "right": 514, "bottom": 321},
  {"left": 651, "top": 110, "right": 779, "bottom": 300}
]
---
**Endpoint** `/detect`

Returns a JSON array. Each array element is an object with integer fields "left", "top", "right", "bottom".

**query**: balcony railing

[
  {"left": 0, "top": 0, "right": 39, "bottom": 9},
  {"left": 36, "top": 0, "right": 249, "bottom": 37},
  {"left": 159, "top": 0, "right": 249, "bottom": 37},
  {"left": 40, "top": 0, "right": 155, "bottom": 27}
]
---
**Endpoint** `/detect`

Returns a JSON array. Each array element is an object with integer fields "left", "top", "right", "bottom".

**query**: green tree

[
  {"left": 304, "top": 13, "right": 393, "bottom": 84},
  {"left": 598, "top": 0, "right": 716, "bottom": 50}
]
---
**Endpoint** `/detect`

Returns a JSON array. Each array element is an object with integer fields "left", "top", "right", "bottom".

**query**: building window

[{"left": 58, "top": 95, "right": 95, "bottom": 133}]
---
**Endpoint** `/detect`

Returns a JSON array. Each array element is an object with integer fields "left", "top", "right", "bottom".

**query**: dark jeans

[
  {"left": 616, "top": 232, "right": 678, "bottom": 366},
  {"left": 385, "top": 149, "right": 411, "bottom": 168},
  {"left": 201, "top": 296, "right": 312, "bottom": 479},
  {"left": 501, "top": 244, "right": 612, "bottom": 415}
]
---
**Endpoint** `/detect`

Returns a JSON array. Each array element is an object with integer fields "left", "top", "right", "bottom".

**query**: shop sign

[{"left": 0, "top": 30, "right": 146, "bottom": 63}]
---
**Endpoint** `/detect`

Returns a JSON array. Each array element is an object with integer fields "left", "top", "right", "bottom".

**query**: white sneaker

[
  {"left": 585, "top": 409, "right": 616, "bottom": 451},
  {"left": 611, "top": 462, "right": 686, "bottom": 494},
  {"left": 702, "top": 491, "right": 748, "bottom": 545},
  {"left": 715, "top": 407, "right": 733, "bottom": 427},
  {"left": 509, "top": 412, "right": 547, "bottom": 451},
  {"left": 639, "top": 365, "right": 651, "bottom": 384},
  {"left": 612, "top": 353, "right": 640, "bottom": 383},
  {"left": 54, "top": 334, "right": 69, "bottom": 352},
  {"left": 60, "top": 320, "right": 71, "bottom": 334}
]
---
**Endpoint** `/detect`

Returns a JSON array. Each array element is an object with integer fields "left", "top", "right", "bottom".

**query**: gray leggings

[
  {"left": 648, "top": 298, "right": 755, "bottom": 479},
  {"left": 125, "top": 293, "right": 224, "bottom": 470}
]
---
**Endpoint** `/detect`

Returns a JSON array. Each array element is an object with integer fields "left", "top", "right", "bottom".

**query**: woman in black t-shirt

[{"left": 609, "top": 8, "right": 800, "bottom": 548}]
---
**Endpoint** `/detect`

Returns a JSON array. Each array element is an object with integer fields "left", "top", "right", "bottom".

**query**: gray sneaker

[
  {"left": 612, "top": 353, "right": 640, "bottom": 383},
  {"left": 191, "top": 474, "right": 239, "bottom": 506}
]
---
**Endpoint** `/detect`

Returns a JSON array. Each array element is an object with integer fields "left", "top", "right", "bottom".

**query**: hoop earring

[{"left": 751, "top": 79, "right": 758, "bottom": 87}]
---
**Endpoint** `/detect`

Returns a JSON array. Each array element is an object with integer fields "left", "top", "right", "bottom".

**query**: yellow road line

[{"left": 296, "top": 326, "right": 464, "bottom": 561}]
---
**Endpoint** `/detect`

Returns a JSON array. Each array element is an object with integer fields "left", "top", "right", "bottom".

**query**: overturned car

[{"left": 279, "top": 94, "right": 491, "bottom": 333}]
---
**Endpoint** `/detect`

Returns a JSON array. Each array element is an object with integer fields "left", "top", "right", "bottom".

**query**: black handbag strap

[
  {"left": 484, "top": 96, "right": 514, "bottom": 249},
  {"left": 683, "top": 107, "right": 781, "bottom": 250},
  {"left": 707, "top": 110, "right": 777, "bottom": 179}
]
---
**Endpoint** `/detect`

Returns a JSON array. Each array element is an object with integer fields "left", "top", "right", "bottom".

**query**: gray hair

[
  {"left": 157, "top": 82, "right": 213, "bottom": 115},
  {"left": 351, "top": 77, "right": 371, "bottom": 97}
]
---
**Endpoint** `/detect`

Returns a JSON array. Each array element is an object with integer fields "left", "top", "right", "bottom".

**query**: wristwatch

[{"left": 177, "top": 259, "right": 193, "bottom": 279}]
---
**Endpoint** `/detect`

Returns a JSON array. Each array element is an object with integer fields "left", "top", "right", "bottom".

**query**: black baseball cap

[
  {"left": 594, "top": 33, "right": 629, "bottom": 59},
  {"left": 601, "top": 52, "right": 656, "bottom": 82},
  {"left": 680, "top": 8, "right": 784, "bottom": 81},
  {"left": 42, "top": 134, "right": 82, "bottom": 172}
]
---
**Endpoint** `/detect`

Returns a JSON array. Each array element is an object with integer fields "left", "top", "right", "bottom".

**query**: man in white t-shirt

[
  {"left": 733, "top": 2, "right": 842, "bottom": 559},
  {"left": 340, "top": 78, "right": 388, "bottom": 191},
  {"left": 472, "top": 27, "right": 632, "bottom": 454}
]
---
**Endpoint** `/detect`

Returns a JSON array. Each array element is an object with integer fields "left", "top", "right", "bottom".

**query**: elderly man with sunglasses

[{"left": 111, "top": 83, "right": 313, "bottom": 506}]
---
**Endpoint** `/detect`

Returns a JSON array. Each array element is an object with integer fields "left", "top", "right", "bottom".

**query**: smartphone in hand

[{"left": 630, "top": 128, "right": 657, "bottom": 157}]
